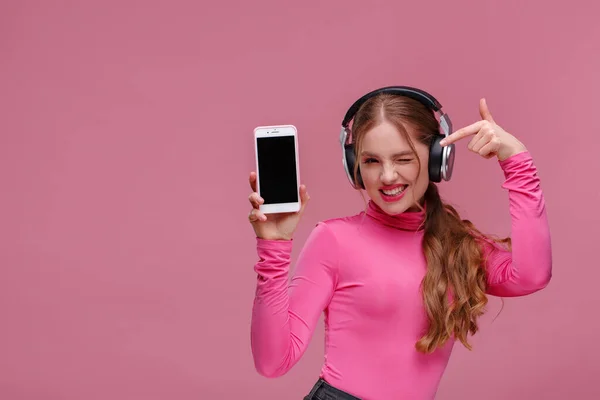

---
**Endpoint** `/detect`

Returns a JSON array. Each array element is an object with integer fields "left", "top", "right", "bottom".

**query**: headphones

[{"left": 339, "top": 85, "right": 455, "bottom": 189}]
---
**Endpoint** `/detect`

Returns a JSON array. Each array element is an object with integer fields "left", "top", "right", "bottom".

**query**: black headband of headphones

[{"left": 341, "top": 85, "right": 443, "bottom": 128}]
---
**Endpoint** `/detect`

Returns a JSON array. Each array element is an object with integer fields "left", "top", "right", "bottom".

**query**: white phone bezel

[{"left": 254, "top": 124, "right": 301, "bottom": 214}]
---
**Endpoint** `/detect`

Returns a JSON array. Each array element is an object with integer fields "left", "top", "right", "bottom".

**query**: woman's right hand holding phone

[{"left": 247, "top": 171, "right": 310, "bottom": 241}]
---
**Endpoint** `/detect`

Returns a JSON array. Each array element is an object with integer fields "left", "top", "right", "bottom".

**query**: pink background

[{"left": 1, "top": 1, "right": 598, "bottom": 399}]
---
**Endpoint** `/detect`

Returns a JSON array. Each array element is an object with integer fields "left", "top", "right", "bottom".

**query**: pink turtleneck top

[{"left": 250, "top": 151, "right": 552, "bottom": 400}]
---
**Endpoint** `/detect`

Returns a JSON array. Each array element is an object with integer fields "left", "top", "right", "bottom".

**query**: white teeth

[{"left": 382, "top": 186, "right": 406, "bottom": 196}]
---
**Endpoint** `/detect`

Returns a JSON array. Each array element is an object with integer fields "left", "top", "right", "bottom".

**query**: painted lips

[{"left": 380, "top": 184, "right": 408, "bottom": 203}]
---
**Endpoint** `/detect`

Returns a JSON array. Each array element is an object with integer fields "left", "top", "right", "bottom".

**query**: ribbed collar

[{"left": 365, "top": 200, "right": 426, "bottom": 231}]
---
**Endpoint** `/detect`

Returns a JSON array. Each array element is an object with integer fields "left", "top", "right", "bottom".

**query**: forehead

[{"left": 360, "top": 121, "right": 418, "bottom": 154}]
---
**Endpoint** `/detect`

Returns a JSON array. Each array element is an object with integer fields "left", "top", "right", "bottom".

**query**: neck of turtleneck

[{"left": 365, "top": 200, "right": 426, "bottom": 231}]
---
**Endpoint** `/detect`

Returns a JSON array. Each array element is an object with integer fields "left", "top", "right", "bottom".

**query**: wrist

[{"left": 498, "top": 144, "right": 527, "bottom": 161}]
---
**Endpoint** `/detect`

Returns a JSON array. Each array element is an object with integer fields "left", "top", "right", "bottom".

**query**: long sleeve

[
  {"left": 483, "top": 151, "right": 553, "bottom": 297},
  {"left": 250, "top": 222, "right": 339, "bottom": 378}
]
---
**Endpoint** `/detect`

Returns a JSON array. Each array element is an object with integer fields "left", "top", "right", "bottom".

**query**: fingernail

[{"left": 440, "top": 139, "right": 446, "bottom": 146}]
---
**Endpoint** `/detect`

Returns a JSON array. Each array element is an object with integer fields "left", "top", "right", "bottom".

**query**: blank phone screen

[{"left": 257, "top": 136, "right": 298, "bottom": 204}]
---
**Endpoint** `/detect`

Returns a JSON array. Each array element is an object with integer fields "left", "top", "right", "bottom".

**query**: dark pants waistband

[{"left": 304, "top": 378, "right": 361, "bottom": 400}]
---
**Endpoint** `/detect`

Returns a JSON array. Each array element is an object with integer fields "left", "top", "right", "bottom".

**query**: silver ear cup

[
  {"left": 342, "top": 153, "right": 355, "bottom": 188},
  {"left": 442, "top": 143, "right": 455, "bottom": 181},
  {"left": 340, "top": 127, "right": 356, "bottom": 188},
  {"left": 439, "top": 113, "right": 454, "bottom": 181}
]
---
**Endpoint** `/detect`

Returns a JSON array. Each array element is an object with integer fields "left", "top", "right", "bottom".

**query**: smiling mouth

[{"left": 380, "top": 185, "right": 407, "bottom": 196}]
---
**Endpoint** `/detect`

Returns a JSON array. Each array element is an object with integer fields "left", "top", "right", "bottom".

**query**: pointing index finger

[{"left": 440, "top": 120, "right": 485, "bottom": 146}]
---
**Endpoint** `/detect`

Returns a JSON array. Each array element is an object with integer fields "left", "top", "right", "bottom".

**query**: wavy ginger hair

[{"left": 350, "top": 93, "right": 510, "bottom": 353}]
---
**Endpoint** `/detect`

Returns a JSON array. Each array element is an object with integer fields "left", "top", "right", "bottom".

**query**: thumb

[
  {"left": 479, "top": 98, "right": 495, "bottom": 123},
  {"left": 298, "top": 184, "right": 310, "bottom": 213}
]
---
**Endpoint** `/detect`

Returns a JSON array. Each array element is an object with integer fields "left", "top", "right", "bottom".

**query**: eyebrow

[{"left": 360, "top": 150, "right": 414, "bottom": 158}]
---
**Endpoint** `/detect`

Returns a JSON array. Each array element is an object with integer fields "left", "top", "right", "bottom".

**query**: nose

[{"left": 380, "top": 162, "right": 398, "bottom": 185}]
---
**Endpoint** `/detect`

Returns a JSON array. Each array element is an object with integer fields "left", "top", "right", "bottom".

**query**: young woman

[{"left": 246, "top": 86, "right": 552, "bottom": 400}]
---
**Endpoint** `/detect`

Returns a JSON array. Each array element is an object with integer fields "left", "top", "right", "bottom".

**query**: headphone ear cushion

[
  {"left": 344, "top": 144, "right": 364, "bottom": 189},
  {"left": 428, "top": 135, "right": 443, "bottom": 183}
]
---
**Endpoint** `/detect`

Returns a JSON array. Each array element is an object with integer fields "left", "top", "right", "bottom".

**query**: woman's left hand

[{"left": 440, "top": 98, "right": 527, "bottom": 161}]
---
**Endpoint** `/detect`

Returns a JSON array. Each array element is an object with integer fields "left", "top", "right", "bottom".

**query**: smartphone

[{"left": 254, "top": 124, "right": 300, "bottom": 214}]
